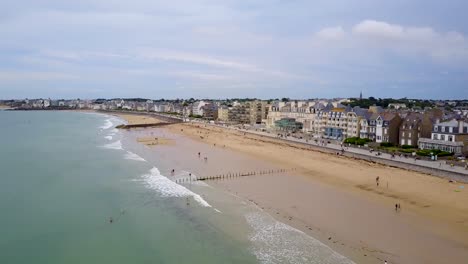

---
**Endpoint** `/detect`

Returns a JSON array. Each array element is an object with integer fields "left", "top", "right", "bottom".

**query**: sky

[{"left": 0, "top": 0, "right": 467, "bottom": 100}]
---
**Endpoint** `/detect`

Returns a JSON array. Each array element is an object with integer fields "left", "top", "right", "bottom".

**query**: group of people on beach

[{"left": 395, "top": 203, "right": 401, "bottom": 212}]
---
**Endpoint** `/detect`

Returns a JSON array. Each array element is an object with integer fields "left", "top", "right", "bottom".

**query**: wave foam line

[
  {"left": 100, "top": 119, "right": 113, "bottom": 130},
  {"left": 246, "top": 212, "right": 355, "bottom": 264},
  {"left": 101, "top": 140, "right": 123, "bottom": 150},
  {"left": 124, "top": 151, "right": 146, "bottom": 162},
  {"left": 142, "top": 167, "right": 211, "bottom": 207}
]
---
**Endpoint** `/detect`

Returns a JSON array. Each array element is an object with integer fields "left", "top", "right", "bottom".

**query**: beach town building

[
  {"left": 266, "top": 101, "right": 320, "bottom": 133},
  {"left": 192, "top": 101, "right": 208, "bottom": 116},
  {"left": 274, "top": 118, "right": 304, "bottom": 131},
  {"left": 222, "top": 100, "right": 266, "bottom": 124},
  {"left": 217, "top": 106, "right": 230, "bottom": 122},
  {"left": 375, "top": 112, "right": 402, "bottom": 144},
  {"left": 228, "top": 103, "right": 251, "bottom": 124},
  {"left": 248, "top": 100, "right": 267, "bottom": 124},
  {"left": 399, "top": 110, "right": 442, "bottom": 146},
  {"left": 202, "top": 103, "right": 218, "bottom": 120},
  {"left": 418, "top": 118, "right": 468, "bottom": 155},
  {"left": 388, "top": 103, "right": 407, "bottom": 110},
  {"left": 346, "top": 108, "right": 367, "bottom": 138},
  {"left": 360, "top": 112, "right": 379, "bottom": 141},
  {"left": 318, "top": 105, "right": 349, "bottom": 140},
  {"left": 154, "top": 102, "right": 172, "bottom": 113}
]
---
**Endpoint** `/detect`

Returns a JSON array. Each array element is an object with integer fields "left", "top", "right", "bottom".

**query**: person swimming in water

[{"left": 109, "top": 217, "right": 113, "bottom": 223}]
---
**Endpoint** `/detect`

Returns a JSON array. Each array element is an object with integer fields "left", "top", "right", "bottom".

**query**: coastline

[{"left": 115, "top": 112, "right": 468, "bottom": 264}]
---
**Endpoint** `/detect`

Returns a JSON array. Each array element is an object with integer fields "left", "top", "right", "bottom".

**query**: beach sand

[
  {"left": 136, "top": 137, "right": 174, "bottom": 146},
  {"left": 115, "top": 113, "right": 468, "bottom": 264},
  {"left": 115, "top": 113, "right": 163, "bottom": 125}
]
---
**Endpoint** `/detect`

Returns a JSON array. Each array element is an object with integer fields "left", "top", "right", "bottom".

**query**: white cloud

[
  {"left": 349, "top": 20, "right": 468, "bottom": 61},
  {"left": 315, "top": 26, "right": 345, "bottom": 40},
  {"left": 352, "top": 20, "right": 403, "bottom": 39}
]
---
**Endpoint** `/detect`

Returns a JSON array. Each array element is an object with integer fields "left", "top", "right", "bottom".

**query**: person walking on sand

[
  {"left": 395, "top": 203, "right": 398, "bottom": 212},
  {"left": 376, "top": 176, "right": 380, "bottom": 186}
]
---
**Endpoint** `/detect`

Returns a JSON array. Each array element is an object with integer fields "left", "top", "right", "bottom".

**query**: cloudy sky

[{"left": 1, "top": 0, "right": 467, "bottom": 99}]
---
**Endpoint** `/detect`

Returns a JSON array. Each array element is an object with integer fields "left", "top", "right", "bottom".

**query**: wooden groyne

[{"left": 175, "top": 168, "right": 296, "bottom": 183}]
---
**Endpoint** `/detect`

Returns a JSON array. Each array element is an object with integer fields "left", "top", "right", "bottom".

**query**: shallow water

[{"left": 0, "top": 111, "right": 256, "bottom": 264}]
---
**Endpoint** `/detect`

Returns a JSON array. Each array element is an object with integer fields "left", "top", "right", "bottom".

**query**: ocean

[{"left": 0, "top": 111, "right": 354, "bottom": 264}]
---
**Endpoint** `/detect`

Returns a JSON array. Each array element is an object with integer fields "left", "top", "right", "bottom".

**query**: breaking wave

[
  {"left": 101, "top": 140, "right": 123, "bottom": 150},
  {"left": 124, "top": 151, "right": 146, "bottom": 162},
  {"left": 141, "top": 167, "right": 211, "bottom": 207}
]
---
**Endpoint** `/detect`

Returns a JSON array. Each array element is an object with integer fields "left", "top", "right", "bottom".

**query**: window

[
  {"left": 441, "top": 126, "right": 445, "bottom": 132},
  {"left": 441, "top": 135, "right": 445, "bottom": 140},
  {"left": 402, "top": 132, "right": 405, "bottom": 137},
  {"left": 432, "top": 134, "right": 437, "bottom": 140},
  {"left": 449, "top": 127, "right": 453, "bottom": 133},
  {"left": 384, "top": 128, "right": 387, "bottom": 134},
  {"left": 448, "top": 136, "right": 453, "bottom": 142},
  {"left": 434, "top": 126, "right": 438, "bottom": 131},
  {"left": 409, "top": 132, "right": 412, "bottom": 137}
]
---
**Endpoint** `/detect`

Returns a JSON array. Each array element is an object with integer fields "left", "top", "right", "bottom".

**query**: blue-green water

[
  {"left": 0, "top": 111, "right": 257, "bottom": 264},
  {"left": 0, "top": 111, "right": 355, "bottom": 264}
]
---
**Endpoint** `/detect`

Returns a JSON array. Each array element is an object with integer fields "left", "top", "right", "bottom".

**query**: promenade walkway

[{"left": 241, "top": 128, "right": 467, "bottom": 175}]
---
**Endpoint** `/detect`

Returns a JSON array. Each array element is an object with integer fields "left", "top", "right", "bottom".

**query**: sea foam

[
  {"left": 100, "top": 119, "right": 113, "bottom": 130},
  {"left": 104, "top": 136, "right": 113, "bottom": 140},
  {"left": 245, "top": 212, "right": 355, "bottom": 264},
  {"left": 142, "top": 167, "right": 211, "bottom": 207},
  {"left": 124, "top": 151, "right": 146, "bottom": 162},
  {"left": 101, "top": 140, "right": 123, "bottom": 150}
]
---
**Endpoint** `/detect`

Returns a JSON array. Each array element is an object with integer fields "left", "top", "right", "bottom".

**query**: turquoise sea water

[
  {"left": 0, "top": 111, "right": 355, "bottom": 264},
  {"left": 0, "top": 111, "right": 257, "bottom": 264}
]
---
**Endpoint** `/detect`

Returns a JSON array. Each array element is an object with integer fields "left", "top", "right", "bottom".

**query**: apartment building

[
  {"left": 202, "top": 103, "right": 218, "bottom": 120},
  {"left": 399, "top": 110, "right": 442, "bottom": 146},
  {"left": 217, "top": 106, "right": 230, "bottom": 122},
  {"left": 266, "top": 101, "right": 320, "bottom": 133},
  {"left": 192, "top": 101, "right": 207, "bottom": 116},
  {"left": 375, "top": 112, "right": 402, "bottom": 144},
  {"left": 419, "top": 118, "right": 468, "bottom": 155}
]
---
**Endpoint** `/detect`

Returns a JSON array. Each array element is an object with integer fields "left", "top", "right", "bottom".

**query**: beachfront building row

[
  {"left": 265, "top": 100, "right": 468, "bottom": 152},
  {"left": 266, "top": 101, "right": 383, "bottom": 141}
]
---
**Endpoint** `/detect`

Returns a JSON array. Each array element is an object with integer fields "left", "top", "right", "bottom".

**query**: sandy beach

[
  {"left": 116, "top": 113, "right": 468, "bottom": 264},
  {"left": 115, "top": 113, "right": 163, "bottom": 125}
]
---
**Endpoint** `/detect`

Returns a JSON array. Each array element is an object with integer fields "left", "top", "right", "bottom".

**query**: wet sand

[{"left": 114, "top": 114, "right": 468, "bottom": 264}]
